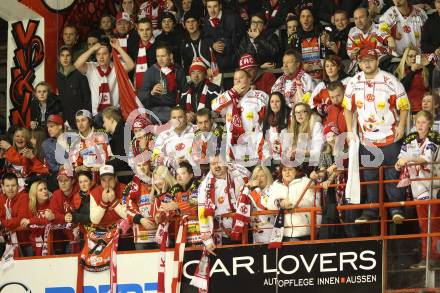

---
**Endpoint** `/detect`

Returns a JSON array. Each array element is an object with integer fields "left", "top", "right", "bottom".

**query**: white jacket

[{"left": 264, "top": 177, "right": 316, "bottom": 238}]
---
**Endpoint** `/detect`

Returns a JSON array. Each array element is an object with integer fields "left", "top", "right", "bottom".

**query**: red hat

[
  {"left": 189, "top": 57, "right": 207, "bottom": 75},
  {"left": 323, "top": 123, "right": 340, "bottom": 137},
  {"left": 47, "top": 114, "right": 64, "bottom": 125},
  {"left": 116, "top": 12, "right": 133, "bottom": 23},
  {"left": 57, "top": 167, "right": 73, "bottom": 179},
  {"left": 239, "top": 54, "right": 258, "bottom": 70},
  {"left": 133, "top": 114, "right": 150, "bottom": 130},
  {"left": 358, "top": 48, "right": 378, "bottom": 60}
]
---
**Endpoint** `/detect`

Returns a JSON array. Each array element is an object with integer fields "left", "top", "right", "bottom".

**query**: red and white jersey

[
  {"left": 379, "top": 5, "right": 427, "bottom": 56},
  {"left": 310, "top": 77, "right": 350, "bottom": 109},
  {"left": 347, "top": 23, "right": 391, "bottom": 60},
  {"left": 212, "top": 88, "right": 269, "bottom": 163},
  {"left": 343, "top": 70, "right": 410, "bottom": 145},
  {"left": 69, "top": 129, "right": 111, "bottom": 168},
  {"left": 271, "top": 70, "right": 315, "bottom": 108},
  {"left": 152, "top": 124, "right": 196, "bottom": 167}
]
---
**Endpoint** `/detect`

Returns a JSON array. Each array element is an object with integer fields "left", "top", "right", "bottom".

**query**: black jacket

[
  {"left": 138, "top": 64, "right": 188, "bottom": 123},
  {"left": 202, "top": 8, "right": 245, "bottom": 72},
  {"left": 238, "top": 28, "right": 280, "bottom": 65},
  {"left": 262, "top": 0, "right": 297, "bottom": 30},
  {"left": 180, "top": 81, "right": 221, "bottom": 112},
  {"left": 56, "top": 68, "right": 92, "bottom": 129},
  {"left": 127, "top": 31, "right": 158, "bottom": 80},
  {"left": 29, "top": 94, "right": 62, "bottom": 129},
  {"left": 107, "top": 121, "right": 131, "bottom": 183},
  {"left": 421, "top": 13, "right": 440, "bottom": 54},
  {"left": 180, "top": 33, "right": 212, "bottom": 73},
  {"left": 155, "top": 27, "right": 185, "bottom": 64},
  {"left": 72, "top": 191, "right": 91, "bottom": 225},
  {"left": 331, "top": 24, "right": 353, "bottom": 60}
]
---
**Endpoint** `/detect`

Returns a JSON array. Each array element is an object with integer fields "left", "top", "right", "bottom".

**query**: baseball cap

[
  {"left": 133, "top": 115, "right": 150, "bottom": 130},
  {"left": 323, "top": 123, "right": 340, "bottom": 137},
  {"left": 47, "top": 114, "right": 64, "bottom": 125},
  {"left": 99, "top": 165, "right": 115, "bottom": 177},
  {"left": 358, "top": 48, "right": 378, "bottom": 60},
  {"left": 184, "top": 9, "right": 201, "bottom": 23},
  {"left": 75, "top": 109, "right": 92, "bottom": 120},
  {"left": 116, "top": 12, "right": 133, "bottom": 24},
  {"left": 239, "top": 54, "right": 258, "bottom": 70},
  {"left": 189, "top": 57, "right": 207, "bottom": 75}
]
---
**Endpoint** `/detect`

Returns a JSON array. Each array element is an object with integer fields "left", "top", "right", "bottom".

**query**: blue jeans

[{"left": 359, "top": 140, "right": 405, "bottom": 217}]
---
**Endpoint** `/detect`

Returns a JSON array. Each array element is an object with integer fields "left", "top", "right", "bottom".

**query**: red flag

[{"left": 112, "top": 50, "right": 146, "bottom": 121}]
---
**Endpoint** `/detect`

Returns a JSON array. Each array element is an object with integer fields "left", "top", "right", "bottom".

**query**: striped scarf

[
  {"left": 186, "top": 81, "right": 209, "bottom": 112},
  {"left": 97, "top": 65, "right": 112, "bottom": 112},
  {"left": 135, "top": 39, "right": 154, "bottom": 89},
  {"left": 171, "top": 216, "right": 189, "bottom": 293}
]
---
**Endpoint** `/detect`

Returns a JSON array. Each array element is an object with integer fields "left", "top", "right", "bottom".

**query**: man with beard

[
  {"left": 197, "top": 155, "right": 250, "bottom": 254},
  {"left": 344, "top": 48, "right": 409, "bottom": 225}
]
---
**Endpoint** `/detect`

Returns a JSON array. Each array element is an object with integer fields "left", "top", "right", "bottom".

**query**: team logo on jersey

[
  {"left": 232, "top": 115, "right": 242, "bottom": 128},
  {"left": 218, "top": 196, "right": 225, "bottom": 204},
  {"left": 377, "top": 100, "right": 386, "bottom": 110},
  {"left": 366, "top": 94, "right": 375, "bottom": 102},
  {"left": 245, "top": 112, "right": 254, "bottom": 120},
  {"left": 175, "top": 143, "right": 185, "bottom": 151},
  {"left": 403, "top": 25, "right": 411, "bottom": 33}
]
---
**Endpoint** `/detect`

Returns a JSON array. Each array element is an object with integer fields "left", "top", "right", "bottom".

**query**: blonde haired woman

[
  {"left": 151, "top": 165, "right": 178, "bottom": 222},
  {"left": 245, "top": 165, "right": 275, "bottom": 244},
  {"left": 281, "top": 102, "right": 324, "bottom": 166},
  {"left": 396, "top": 47, "right": 430, "bottom": 114},
  {"left": 22, "top": 180, "right": 54, "bottom": 255}
]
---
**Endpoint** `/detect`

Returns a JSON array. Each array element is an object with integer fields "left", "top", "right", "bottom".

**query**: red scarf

[
  {"left": 229, "top": 89, "right": 245, "bottom": 145},
  {"left": 97, "top": 65, "right": 112, "bottom": 112},
  {"left": 204, "top": 174, "right": 235, "bottom": 218},
  {"left": 210, "top": 17, "right": 221, "bottom": 27},
  {"left": 230, "top": 186, "right": 251, "bottom": 241},
  {"left": 190, "top": 250, "right": 210, "bottom": 292},
  {"left": 268, "top": 208, "right": 285, "bottom": 249},
  {"left": 171, "top": 216, "right": 189, "bottom": 293},
  {"left": 160, "top": 65, "right": 177, "bottom": 93},
  {"left": 144, "top": 1, "right": 165, "bottom": 29},
  {"left": 265, "top": 1, "right": 280, "bottom": 20},
  {"left": 186, "top": 81, "right": 209, "bottom": 112},
  {"left": 135, "top": 39, "right": 154, "bottom": 89}
]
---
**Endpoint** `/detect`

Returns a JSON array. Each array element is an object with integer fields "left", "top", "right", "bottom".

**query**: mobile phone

[{"left": 416, "top": 55, "right": 422, "bottom": 65}]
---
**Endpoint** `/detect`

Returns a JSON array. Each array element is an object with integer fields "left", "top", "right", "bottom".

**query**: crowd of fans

[{"left": 2, "top": 0, "right": 440, "bottom": 271}]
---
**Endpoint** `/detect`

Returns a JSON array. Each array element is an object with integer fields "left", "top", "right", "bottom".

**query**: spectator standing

[
  {"left": 138, "top": 45, "right": 188, "bottom": 123},
  {"left": 197, "top": 155, "right": 250, "bottom": 254},
  {"left": 344, "top": 48, "right": 410, "bottom": 224},
  {"left": 395, "top": 47, "right": 430, "bottom": 113},
  {"left": 212, "top": 70, "right": 269, "bottom": 166},
  {"left": 421, "top": 0, "right": 440, "bottom": 55},
  {"left": 238, "top": 12, "right": 280, "bottom": 67},
  {"left": 379, "top": 0, "right": 427, "bottom": 57},
  {"left": 271, "top": 49, "right": 315, "bottom": 109},
  {"left": 202, "top": 0, "right": 245, "bottom": 72},
  {"left": 180, "top": 9, "right": 211, "bottom": 73},
  {"left": 74, "top": 38, "right": 135, "bottom": 118},
  {"left": 57, "top": 46, "right": 91, "bottom": 129},
  {"left": 127, "top": 18, "right": 157, "bottom": 89}
]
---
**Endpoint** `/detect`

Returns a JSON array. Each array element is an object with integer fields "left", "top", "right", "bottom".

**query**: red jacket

[
  {"left": 90, "top": 183, "right": 126, "bottom": 226},
  {"left": 49, "top": 185, "right": 80, "bottom": 224},
  {"left": 5, "top": 147, "right": 49, "bottom": 176},
  {"left": 0, "top": 192, "right": 29, "bottom": 243},
  {"left": 324, "top": 103, "right": 347, "bottom": 134},
  {"left": 253, "top": 72, "right": 276, "bottom": 95}
]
